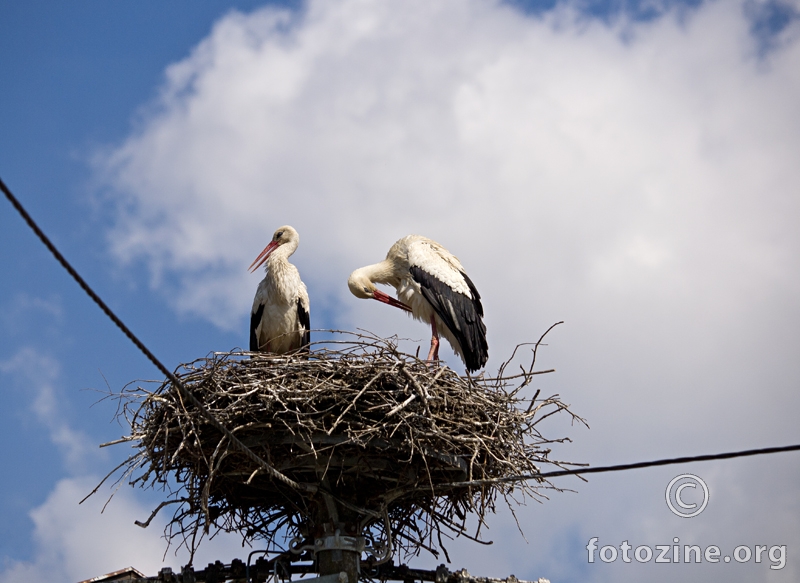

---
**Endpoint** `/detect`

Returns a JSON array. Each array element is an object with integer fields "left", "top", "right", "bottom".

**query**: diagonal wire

[
  {"left": 427, "top": 445, "right": 800, "bottom": 490},
  {"left": 0, "top": 176, "right": 314, "bottom": 495},
  {"left": 536, "top": 443, "right": 800, "bottom": 479}
]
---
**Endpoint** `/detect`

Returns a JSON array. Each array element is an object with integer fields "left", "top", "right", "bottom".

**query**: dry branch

[{"left": 99, "top": 330, "right": 585, "bottom": 562}]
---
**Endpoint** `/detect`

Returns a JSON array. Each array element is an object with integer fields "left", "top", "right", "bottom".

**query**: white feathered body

[
  {"left": 354, "top": 234, "right": 488, "bottom": 372},
  {"left": 250, "top": 226, "right": 310, "bottom": 354}
]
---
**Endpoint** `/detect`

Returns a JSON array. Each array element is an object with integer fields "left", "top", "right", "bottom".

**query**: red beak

[
  {"left": 248, "top": 240, "right": 280, "bottom": 272},
  {"left": 373, "top": 289, "right": 412, "bottom": 312}
]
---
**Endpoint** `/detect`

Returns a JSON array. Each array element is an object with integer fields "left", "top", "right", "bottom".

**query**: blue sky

[{"left": 2, "top": 0, "right": 800, "bottom": 581}]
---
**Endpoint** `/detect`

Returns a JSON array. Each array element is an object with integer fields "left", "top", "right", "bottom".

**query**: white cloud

[
  {"left": 94, "top": 0, "right": 800, "bottom": 580},
  {"left": 0, "top": 348, "right": 96, "bottom": 473},
  {"left": 0, "top": 293, "right": 62, "bottom": 328},
  {"left": 0, "top": 347, "right": 247, "bottom": 582},
  {"left": 98, "top": 0, "right": 800, "bottom": 333},
  {"left": 0, "top": 476, "right": 245, "bottom": 583},
  {"left": 0, "top": 477, "right": 163, "bottom": 583}
]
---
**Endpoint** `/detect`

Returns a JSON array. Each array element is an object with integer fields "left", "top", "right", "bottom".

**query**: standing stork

[
  {"left": 348, "top": 235, "right": 488, "bottom": 372},
  {"left": 249, "top": 225, "right": 310, "bottom": 354}
]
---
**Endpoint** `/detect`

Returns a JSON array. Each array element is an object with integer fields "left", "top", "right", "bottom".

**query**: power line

[
  {"left": 3, "top": 175, "right": 800, "bottom": 489},
  {"left": 437, "top": 443, "right": 800, "bottom": 489},
  {"left": 537, "top": 443, "right": 800, "bottom": 479},
  {"left": 0, "top": 176, "right": 315, "bottom": 496}
]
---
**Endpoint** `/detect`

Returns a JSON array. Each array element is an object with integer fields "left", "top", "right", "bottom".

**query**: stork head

[
  {"left": 348, "top": 267, "right": 412, "bottom": 312},
  {"left": 248, "top": 225, "right": 300, "bottom": 272}
]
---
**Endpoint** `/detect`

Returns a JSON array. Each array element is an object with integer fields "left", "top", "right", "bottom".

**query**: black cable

[
  {"left": 0, "top": 176, "right": 314, "bottom": 494},
  {"left": 537, "top": 443, "right": 800, "bottom": 479},
  {"left": 435, "top": 443, "right": 800, "bottom": 490},
  {"left": 1, "top": 177, "right": 169, "bottom": 378}
]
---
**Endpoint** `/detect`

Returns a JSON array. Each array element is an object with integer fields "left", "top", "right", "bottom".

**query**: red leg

[{"left": 426, "top": 315, "right": 440, "bottom": 363}]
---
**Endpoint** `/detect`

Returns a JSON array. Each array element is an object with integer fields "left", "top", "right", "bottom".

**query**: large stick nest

[{"left": 100, "top": 329, "right": 585, "bottom": 561}]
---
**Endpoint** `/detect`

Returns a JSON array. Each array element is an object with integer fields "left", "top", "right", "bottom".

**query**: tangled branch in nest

[{"left": 97, "top": 328, "right": 586, "bottom": 562}]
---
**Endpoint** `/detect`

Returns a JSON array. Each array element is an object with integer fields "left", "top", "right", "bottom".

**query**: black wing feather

[
  {"left": 297, "top": 299, "right": 311, "bottom": 350},
  {"left": 459, "top": 270, "right": 484, "bottom": 317},
  {"left": 410, "top": 266, "right": 488, "bottom": 372},
  {"left": 250, "top": 303, "right": 265, "bottom": 351}
]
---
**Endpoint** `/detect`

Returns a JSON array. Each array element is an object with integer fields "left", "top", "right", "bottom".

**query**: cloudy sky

[{"left": 2, "top": 0, "right": 799, "bottom": 581}]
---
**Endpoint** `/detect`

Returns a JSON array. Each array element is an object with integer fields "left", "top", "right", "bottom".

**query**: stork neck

[
  {"left": 261, "top": 246, "right": 296, "bottom": 287},
  {"left": 266, "top": 241, "right": 296, "bottom": 266},
  {"left": 360, "top": 260, "right": 399, "bottom": 287}
]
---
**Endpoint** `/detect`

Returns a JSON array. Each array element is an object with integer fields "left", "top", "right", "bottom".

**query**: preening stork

[
  {"left": 348, "top": 235, "right": 488, "bottom": 373},
  {"left": 249, "top": 225, "right": 310, "bottom": 354}
]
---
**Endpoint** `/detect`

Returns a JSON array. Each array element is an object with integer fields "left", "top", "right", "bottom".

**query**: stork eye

[
  {"left": 276, "top": 231, "right": 284, "bottom": 239},
  {"left": 363, "top": 286, "right": 370, "bottom": 293}
]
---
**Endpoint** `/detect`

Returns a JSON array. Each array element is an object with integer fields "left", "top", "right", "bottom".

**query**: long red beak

[
  {"left": 373, "top": 289, "right": 412, "bottom": 312},
  {"left": 248, "top": 240, "right": 280, "bottom": 272}
]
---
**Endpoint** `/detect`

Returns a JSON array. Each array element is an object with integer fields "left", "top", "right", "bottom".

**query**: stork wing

[
  {"left": 297, "top": 297, "right": 311, "bottom": 350},
  {"left": 409, "top": 265, "right": 488, "bottom": 372},
  {"left": 250, "top": 303, "right": 265, "bottom": 351}
]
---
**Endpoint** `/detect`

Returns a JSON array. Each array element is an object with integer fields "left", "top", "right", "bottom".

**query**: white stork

[
  {"left": 249, "top": 225, "right": 310, "bottom": 354},
  {"left": 347, "top": 235, "right": 488, "bottom": 372}
]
